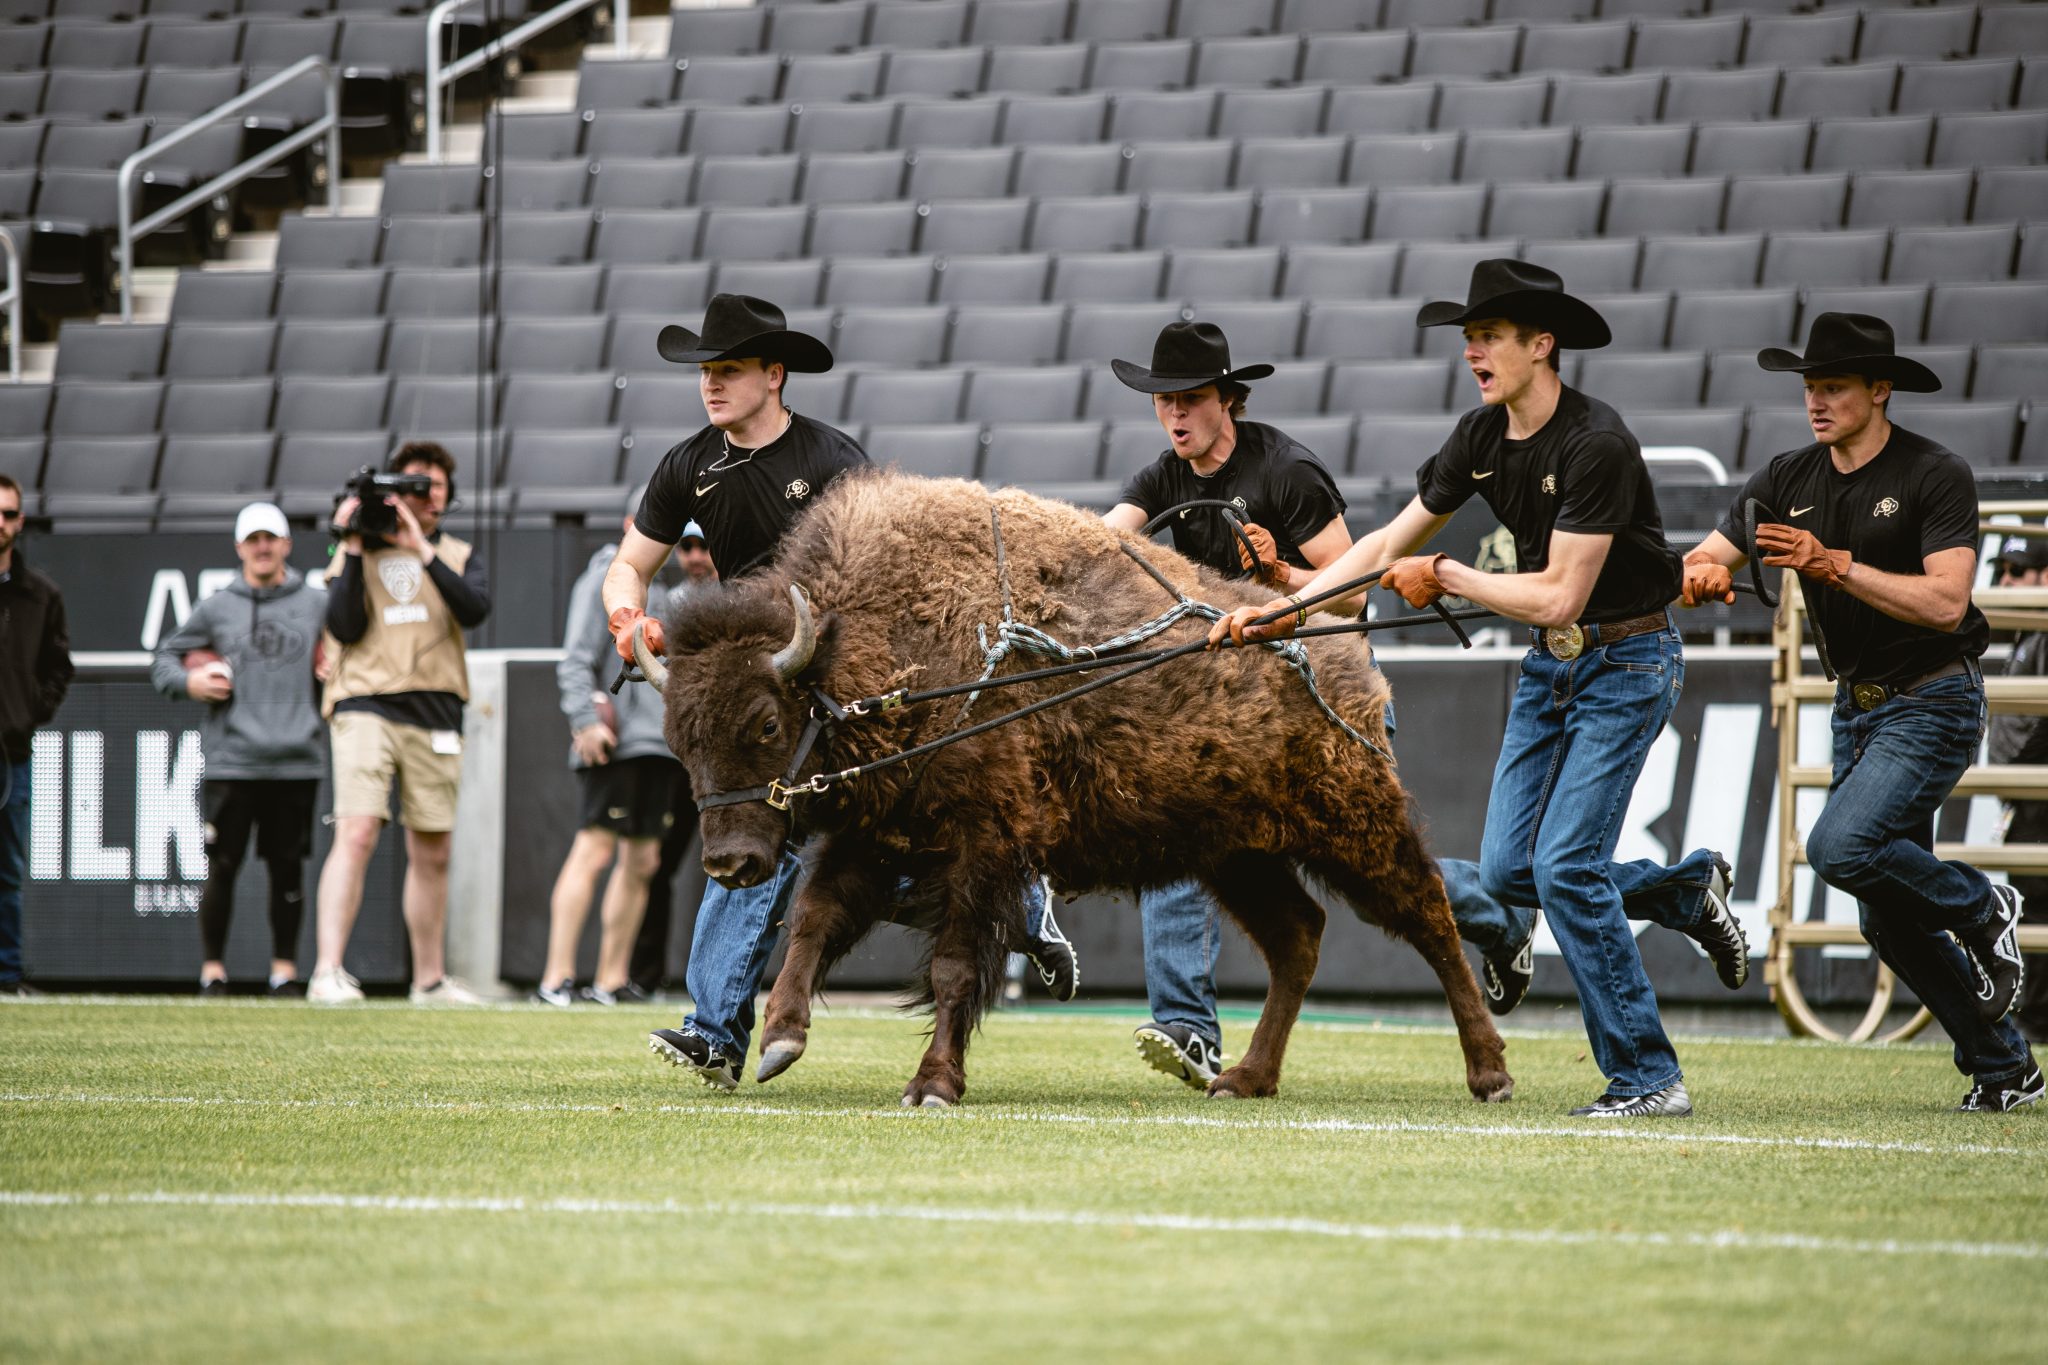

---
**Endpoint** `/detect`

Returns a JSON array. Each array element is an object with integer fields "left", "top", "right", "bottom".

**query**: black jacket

[{"left": 0, "top": 557, "right": 73, "bottom": 762}]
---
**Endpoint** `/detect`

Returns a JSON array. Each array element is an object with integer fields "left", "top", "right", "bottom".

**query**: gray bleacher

[{"left": 11, "top": 0, "right": 2048, "bottom": 529}]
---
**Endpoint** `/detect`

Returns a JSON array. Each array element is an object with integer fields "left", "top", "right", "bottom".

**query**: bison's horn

[
  {"left": 770, "top": 584, "right": 816, "bottom": 683},
  {"left": 631, "top": 618, "right": 669, "bottom": 691}
]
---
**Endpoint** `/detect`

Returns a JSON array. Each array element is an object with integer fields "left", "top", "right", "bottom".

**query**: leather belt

[
  {"left": 1844, "top": 657, "right": 1976, "bottom": 712},
  {"left": 1531, "top": 611, "right": 1669, "bottom": 661}
]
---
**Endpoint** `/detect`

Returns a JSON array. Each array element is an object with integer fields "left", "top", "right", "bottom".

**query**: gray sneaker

[
  {"left": 1134, "top": 1022, "right": 1223, "bottom": 1091},
  {"left": 1684, "top": 854, "right": 1749, "bottom": 990},
  {"left": 533, "top": 977, "right": 576, "bottom": 1008},
  {"left": 1570, "top": 1080, "right": 1693, "bottom": 1118}
]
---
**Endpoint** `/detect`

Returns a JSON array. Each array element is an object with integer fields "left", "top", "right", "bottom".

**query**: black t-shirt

[
  {"left": 1415, "top": 387, "right": 1681, "bottom": 624},
  {"left": 636, "top": 412, "right": 869, "bottom": 579},
  {"left": 1715, "top": 423, "right": 1989, "bottom": 686},
  {"left": 1116, "top": 420, "right": 1347, "bottom": 578}
]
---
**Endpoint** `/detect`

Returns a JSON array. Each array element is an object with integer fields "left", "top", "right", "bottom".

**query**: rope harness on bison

[{"left": 663, "top": 500, "right": 1492, "bottom": 817}]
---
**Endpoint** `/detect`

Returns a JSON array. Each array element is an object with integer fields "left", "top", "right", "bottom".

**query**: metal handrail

[
  {"left": 116, "top": 56, "right": 343, "bottom": 323},
  {"left": 0, "top": 228, "right": 20, "bottom": 383},
  {"left": 1641, "top": 445, "right": 1731, "bottom": 483},
  {"left": 426, "top": 0, "right": 628, "bottom": 162}
]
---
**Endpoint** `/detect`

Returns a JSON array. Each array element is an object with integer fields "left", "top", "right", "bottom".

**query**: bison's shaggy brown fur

[{"left": 660, "top": 470, "right": 1510, "bottom": 1107}]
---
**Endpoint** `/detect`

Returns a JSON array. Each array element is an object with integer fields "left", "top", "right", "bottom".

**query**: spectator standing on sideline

[
  {"left": 152, "top": 502, "right": 328, "bottom": 998},
  {"left": 309, "top": 443, "right": 491, "bottom": 1005},
  {"left": 627, "top": 520, "right": 717, "bottom": 998},
  {"left": 534, "top": 505, "right": 703, "bottom": 1007},
  {"left": 0, "top": 474, "right": 70, "bottom": 996},
  {"left": 1990, "top": 540, "right": 2048, "bottom": 1044}
]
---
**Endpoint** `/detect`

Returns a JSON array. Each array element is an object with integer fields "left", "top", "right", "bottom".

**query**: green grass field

[{"left": 3, "top": 997, "right": 2041, "bottom": 1364}]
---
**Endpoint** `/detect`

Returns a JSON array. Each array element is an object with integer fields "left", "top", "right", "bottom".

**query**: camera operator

[{"left": 308, "top": 442, "right": 490, "bottom": 1005}]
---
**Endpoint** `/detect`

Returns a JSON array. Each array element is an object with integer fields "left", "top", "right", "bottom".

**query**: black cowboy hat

[
  {"left": 1756, "top": 311, "right": 1942, "bottom": 393},
  {"left": 1110, "top": 320, "right": 1276, "bottom": 394},
  {"left": 1415, "top": 258, "right": 1612, "bottom": 351},
  {"left": 657, "top": 293, "right": 834, "bottom": 373}
]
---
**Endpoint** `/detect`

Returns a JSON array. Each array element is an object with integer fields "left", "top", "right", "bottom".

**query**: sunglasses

[{"left": 0, "top": 508, "right": 21, "bottom": 522}]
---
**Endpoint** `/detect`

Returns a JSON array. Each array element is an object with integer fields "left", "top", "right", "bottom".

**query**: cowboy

[
  {"left": 1102, "top": 320, "right": 1543, "bottom": 1091},
  {"left": 1680, "top": 312, "right": 2038, "bottom": 1112},
  {"left": 1212, "top": 259, "right": 1742, "bottom": 1118},
  {"left": 602, "top": 296, "right": 1075, "bottom": 1088}
]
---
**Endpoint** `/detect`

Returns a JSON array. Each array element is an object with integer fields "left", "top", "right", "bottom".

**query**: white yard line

[
  {"left": 2, "top": 1090, "right": 2033, "bottom": 1159},
  {"left": 0, "top": 1188, "right": 2038, "bottom": 1262}
]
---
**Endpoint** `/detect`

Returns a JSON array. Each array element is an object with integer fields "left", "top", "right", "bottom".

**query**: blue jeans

[
  {"left": 0, "top": 758, "right": 26, "bottom": 984},
  {"left": 683, "top": 850, "right": 1049, "bottom": 1058},
  {"left": 1479, "top": 624, "right": 1690, "bottom": 1096},
  {"left": 1809, "top": 671, "right": 2031, "bottom": 1084}
]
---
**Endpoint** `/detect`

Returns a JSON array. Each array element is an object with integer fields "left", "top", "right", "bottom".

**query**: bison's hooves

[
  {"left": 1206, "top": 1069, "right": 1277, "bottom": 1100},
  {"left": 901, "top": 1074, "right": 963, "bottom": 1108},
  {"left": 756, "top": 1038, "right": 805, "bottom": 1083},
  {"left": 899, "top": 1090, "right": 955, "bottom": 1109},
  {"left": 1470, "top": 1072, "right": 1515, "bottom": 1104}
]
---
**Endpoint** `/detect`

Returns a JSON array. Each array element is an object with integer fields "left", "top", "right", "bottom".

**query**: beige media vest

[{"left": 321, "top": 535, "right": 474, "bottom": 718}]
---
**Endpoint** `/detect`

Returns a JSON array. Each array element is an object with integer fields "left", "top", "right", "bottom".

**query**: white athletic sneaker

[
  {"left": 306, "top": 965, "right": 364, "bottom": 1005},
  {"left": 409, "top": 976, "right": 486, "bottom": 1006}
]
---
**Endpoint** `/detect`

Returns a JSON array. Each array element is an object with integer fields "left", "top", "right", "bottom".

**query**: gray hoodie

[
  {"left": 557, "top": 544, "right": 681, "bottom": 769},
  {"left": 150, "top": 569, "right": 329, "bottom": 781}
]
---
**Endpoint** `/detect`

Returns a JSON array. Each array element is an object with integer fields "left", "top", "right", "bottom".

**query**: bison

[{"left": 636, "top": 470, "right": 1511, "bottom": 1108}]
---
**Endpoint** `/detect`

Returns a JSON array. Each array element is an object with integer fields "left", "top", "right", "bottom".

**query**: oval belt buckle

[
  {"left": 1852, "top": 682, "right": 1888, "bottom": 712},
  {"left": 1544, "top": 623, "right": 1584, "bottom": 660}
]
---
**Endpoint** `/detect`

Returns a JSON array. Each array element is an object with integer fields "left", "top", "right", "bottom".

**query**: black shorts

[
  {"left": 203, "top": 778, "right": 319, "bottom": 865},
  {"left": 576, "top": 755, "right": 682, "bottom": 839}
]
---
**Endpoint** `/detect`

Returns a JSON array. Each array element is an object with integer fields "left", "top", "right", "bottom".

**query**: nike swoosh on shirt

[
  {"left": 1790, "top": 505, "right": 1813, "bottom": 517},
  {"left": 1472, "top": 471, "right": 1495, "bottom": 480},
  {"left": 694, "top": 481, "right": 719, "bottom": 497}
]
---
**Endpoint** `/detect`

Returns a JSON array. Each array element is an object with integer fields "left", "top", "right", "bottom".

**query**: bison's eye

[{"left": 761, "top": 717, "right": 780, "bottom": 740}]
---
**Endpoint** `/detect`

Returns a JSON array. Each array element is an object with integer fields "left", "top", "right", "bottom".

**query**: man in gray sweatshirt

[
  {"left": 535, "top": 507, "right": 708, "bottom": 1006},
  {"left": 152, "top": 503, "right": 328, "bottom": 997}
]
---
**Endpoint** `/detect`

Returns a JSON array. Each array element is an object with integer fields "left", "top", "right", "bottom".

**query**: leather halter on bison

[{"left": 639, "top": 470, "right": 1511, "bottom": 1108}]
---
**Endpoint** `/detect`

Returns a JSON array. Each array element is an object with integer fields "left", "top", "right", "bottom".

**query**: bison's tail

[{"left": 896, "top": 853, "right": 1032, "bottom": 1035}]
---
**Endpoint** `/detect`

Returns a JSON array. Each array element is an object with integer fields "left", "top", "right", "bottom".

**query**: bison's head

[{"left": 641, "top": 581, "right": 839, "bottom": 888}]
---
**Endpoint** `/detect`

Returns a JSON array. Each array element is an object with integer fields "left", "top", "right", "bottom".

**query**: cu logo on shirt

[
  {"left": 1541, "top": 474, "right": 1557, "bottom": 494},
  {"left": 1874, "top": 497, "right": 1900, "bottom": 517},
  {"left": 785, "top": 478, "right": 811, "bottom": 501}
]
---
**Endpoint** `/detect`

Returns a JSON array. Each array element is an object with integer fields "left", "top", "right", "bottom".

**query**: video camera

[{"left": 332, "top": 466, "right": 433, "bottom": 547}]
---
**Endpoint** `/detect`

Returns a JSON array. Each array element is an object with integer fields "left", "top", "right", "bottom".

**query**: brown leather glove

[
  {"left": 1680, "top": 551, "right": 1735, "bottom": 607},
  {"left": 1380, "top": 554, "right": 1448, "bottom": 610},
  {"left": 608, "top": 605, "right": 667, "bottom": 665},
  {"left": 1754, "top": 524, "right": 1851, "bottom": 588},
  {"left": 1235, "top": 521, "right": 1284, "bottom": 584},
  {"left": 1205, "top": 598, "right": 1301, "bottom": 648}
]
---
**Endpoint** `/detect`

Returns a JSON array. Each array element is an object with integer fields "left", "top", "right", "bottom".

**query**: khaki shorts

[{"left": 330, "top": 710, "right": 463, "bottom": 832}]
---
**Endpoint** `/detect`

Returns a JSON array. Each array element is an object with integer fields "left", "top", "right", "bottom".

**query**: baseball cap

[
  {"left": 680, "top": 519, "right": 707, "bottom": 545},
  {"left": 235, "top": 501, "right": 290, "bottom": 543},
  {"left": 2000, "top": 539, "right": 2048, "bottom": 572}
]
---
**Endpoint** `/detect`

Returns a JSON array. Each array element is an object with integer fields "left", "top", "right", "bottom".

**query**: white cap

[
  {"left": 680, "top": 519, "right": 707, "bottom": 544},
  {"left": 234, "top": 501, "right": 290, "bottom": 543}
]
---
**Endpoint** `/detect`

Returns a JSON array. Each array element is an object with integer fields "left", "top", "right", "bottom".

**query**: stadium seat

[
  {"left": 983, "top": 42, "right": 1090, "bottom": 98},
  {"left": 1063, "top": 301, "right": 1187, "bottom": 364},
  {"left": 1256, "top": 362, "right": 1328, "bottom": 416},
  {"left": 1628, "top": 410, "right": 1745, "bottom": 475},
  {"left": 960, "top": 364, "right": 1085, "bottom": 423},
  {"left": 863, "top": 423, "right": 983, "bottom": 479},
  {"left": 1580, "top": 353, "right": 1705, "bottom": 409},
  {"left": 802, "top": 150, "right": 911, "bottom": 206},
  {"left": 158, "top": 434, "right": 275, "bottom": 497},
  {"left": 1760, "top": 229, "right": 1888, "bottom": 288},
  {"left": 1976, "top": 167, "right": 2048, "bottom": 224},
  {"left": 41, "top": 68, "right": 142, "bottom": 120},
  {"left": 983, "top": 422, "right": 1103, "bottom": 485},
  {"left": 1487, "top": 183, "right": 1604, "bottom": 240},
  {"left": 1352, "top": 412, "right": 1457, "bottom": 479},
  {"left": 1574, "top": 125, "right": 1692, "bottom": 180},
  {"left": 275, "top": 376, "right": 391, "bottom": 432},
  {"left": 1639, "top": 233, "right": 1764, "bottom": 290},
  {"left": 695, "top": 154, "right": 800, "bottom": 209},
  {"left": 969, "top": 0, "right": 1067, "bottom": 45},
  {"left": 683, "top": 106, "right": 790, "bottom": 158},
  {"left": 1194, "top": 35, "right": 1302, "bottom": 88},
  {"left": 1899, "top": 401, "right": 2023, "bottom": 467},
  {"left": 668, "top": 5, "right": 766, "bottom": 57},
  {"left": 764, "top": 3, "right": 869, "bottom": 55},
  {"left": 835, "top": 306, "right": 951, "bottom": 366},
  {"left": 1278, "top": 243, "right": 1399, "bottom": 299},
  {"left": 0, "top": 436, "right": 41, "bottom": 490},
  {"left": 1928, "top": 282, "right": 2048, "bottom": 344},
  {"left": 1437, "top": 78, "right": 1551, "bottom": 133},
  {"left": 1742, "top": 406, "right": 1815, "bottom": 466},
  {"left": 1743, "top": 11, "right": 1857, "bottom": 68},
  {"left": 53, "top": 321, "right": 163, "bottom": 381},
  {"left": 1692, "top": 121, "right": 1812, "bottom": 177},
  {"left": 274, "top": 270, "right": 383, "bottom": 320},
  {"left": 1126, "top": 140, "right": 1235, "bottom": 194},
  {"left": 787, "top": 371, "right": 851, "bottom": 424},
  {"left": 386, "top": 318, "right": 490, "bottom": 376},
  {"left": 1142, "top": 189, "right": 1255, "bottom": 249},
  {"left": 590, "top": 208, "right": 702, "bottom": 265},
  {"left": 871, "top": 1, "right": 971, "bottom": 53},
  {"left": 1777, "top": 63, "right": 1898, "bottom": 123},
  {"left": 1101, "top": 418, "right": 1169, "bottom": 485},
  {"left": 1412, "top": 27, "right": 1519, "bottom": 82},
  {"left": 1089, "top": 38, "right": 1194, "bottom": 92},
  {"left": 1857, "top": 8, "right": 1975, "bottom": 63},
  {"left": 1049, "top": 251, "right": 1165, "bottom": 303},
  {"left": 1974, "top": 345, "right": 2048, "bottom": 401},
  {"left": 1932, "top": 110, "right": 2048, "bottom": 170},
  {"left": 935, "top": 252, "right": 1049, "bottom": 304},
  {"left": 1723, "top": 173, "right": 1848, "bottom": 233},
  {"left": 844, "top": 369, "right": 965, "bottom": 425},
  {"left": 1897, "top": 58, "right": 2020, "bottom": 117},
  {"left": 0, "top": 385, "right": 51, "bottom": 439},
  {"left": 494, "top": 210, "right": 593, "bottom": 267},
  {"left": 1324, "top": 84, "right": 1437, "bottom": 137},
  {"left": 1253, "top": 188, "right": 1370, "bottom": 246},
  {"left": 1346, "top": 132, "right": 1458, "bottom": 188},
  {"left": 1705, "top": 349, "right": 1791, "bottom": 409},
  {"left": 896, "top": 96, "right": 1001, "bottom": 150},
  {"left": 1846, "top": 170, "right": 1974, "bottom": 229},
  {"left": 1581, "top": 291, "right": 1673, "bottom": 350},
  {"left": 1398, "top": 241, "right": 1517, "bottom": 303},
  {"left": 580, "top": 109, "right": 680, "bottom": 160},
  {"left": 1230, "top": 134, "right": 1342, "bottom": 191},
  {"left": 998, "top": 92, "right": 1110, "bottom": 145},
  {"left": 1166, "top": 246, "right": 1281, "bottom": 301},
  {"left": 142, "top": 22, "right": 243, "bottom": 70},
  {"left": 698, "top": 206, "right": 809, "bottom": 261},
  {"left": 500, "top": 374, "right": 618, "bottom": 429},
  {"left": 1301, "top": 301, "right": 1423, "bottom": 360},
  {"left": 1549, "top": 72, "right": 1662, "bottom": 128},
  {"left": 1977, "top": 5, "right": 2048, "bottom": 59},
  {"left": 50, "top": 380, "right": 163, "bottom": 437},
  {"left": 1527, "top": 238, "right": 1641, "bottom": 295},
  {"left": 1108, "top": 90, "right": 1218, "bottom": 142},
  {"left": 1071, "top": 0, "right": 1175, "bottom": 44},
  {"left": 1027, "top": 194, "right": 1142, "bottom": 251},
  {"left": 1632, "top": 16, "right": 1745, "bottom": 73},
  {"left": 587, "top": 158, "right": 696, "bottom": 212},
  {"left": 1177, "top": 0, "right": 1280, "bottom": 40},
  {"left": 389, "top": 376, "right": 495, "bottom": 434},
  {"left": 382, "top": 270, "right": 485, "bottom": 320},
  {"left": 1460, "top": 128, "right": 1573, "bottom": 185},
  {"left": 1014, "top": 144, "right": 1123, "bottom": 198},
  {"left": 1669, "top": 288, "right": 1798, "bottom": 350},
  {"left": 715, "top": 259, "right": 823, "bottom": 307},
  {"left": 277, "top": 215, "right": 383, "bottom": 271},
  {"left": 1326, "top": 359, "right": 1450, "bottom": 414},
  {"left": 1812, "top": 116, "right": 1933, "bottom": 174},
  {"left": 1799, "top": 285, "right": 1929, "bottom": 343},
  {"left": 612, "top": 373, "right": 699, "bottom": 437},
  {"left": 1605, "top": 178, "right": 1726, "bottom": 237},
  {"left": 1191, "top": 301, "right": 1300, "bottom": 359},
  {"left": 273, "top": 318, "right": 385, "bottom": 377},
  {"left": 502, "top": 264, "right": 607, "bottom": 316},
  {"left": 1518, "top": 20, "right": 1630, "bottom": 77},
  {"left": 947, "top": 303, "right": 1065, "bottom": 365},
  {"left": 161, "top": 378, "right": 274, "bottom": 436},
  {"left": 381, "top": 216, "right": 484, "bottom": 268},
  {"left": 600, "top": 263, "right": 714, "bottom": 316},
  {"left": 918, "top": 199, "right": 1032, "bottom": 255},
  {"left": 823, "top": 255, "right": 935, "bottom": 306},
  {"left": 382, "top": 164, "right": 483, "bottom": 215},
  {"left": 41, "top": 118, "right": 146, "bottom": 172},
  {"left": 1663, "top": 71, "right": 1780, "bottom": 125},
  {"left": 497, "top": 164, "right": 592, "bottom": 216},
  {"left": 42, "top": 436, "right": 159, "bottom": 495},
  {"left": 162, "top": 321, "right": 278, "bottom": 380},
  {"left": 140, "top": 67, "right": 242, "bottom": 120},
  {"left": 906, "top": 147, "right": 1014, "bottom": 201},
  {"left": 784, "top": 52, "right": 885, "bottom": 104}
]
